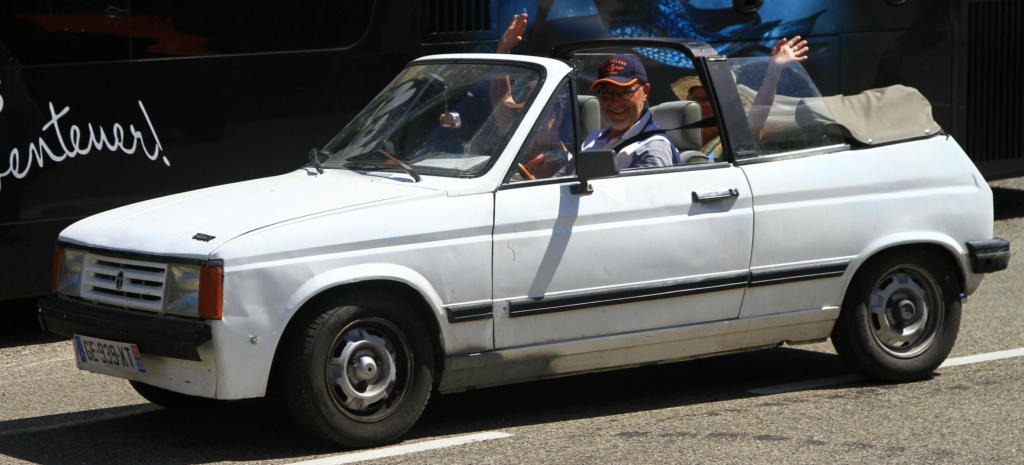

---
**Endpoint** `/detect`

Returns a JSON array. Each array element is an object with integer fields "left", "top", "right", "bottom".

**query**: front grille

[{"left": 80, "top": 253, "right": 167, "bottom": 311}]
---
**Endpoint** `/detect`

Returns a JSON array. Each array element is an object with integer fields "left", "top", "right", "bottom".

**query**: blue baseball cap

[{"left": 590, "top": 54, "right": 648, "bottom": 90}]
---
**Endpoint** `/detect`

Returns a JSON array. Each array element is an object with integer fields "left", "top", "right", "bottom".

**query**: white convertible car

[{"left": 40, "top": 39, "right": 1010, "bottom": 448}]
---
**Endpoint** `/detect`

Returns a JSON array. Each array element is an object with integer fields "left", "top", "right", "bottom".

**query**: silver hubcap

[
  {"left": 327, "top": 323, "right": 402, "bottom": 413},
  {"left": 867, "top": 267, "right": 942, "bottom": 358}
]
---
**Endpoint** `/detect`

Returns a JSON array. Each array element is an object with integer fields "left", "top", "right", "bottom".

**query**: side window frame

[
  {"left": 501, "top": 77, "right": 578, "bottom": 184},
  {"left": 704, "top": 58, "right": 758, "bottom": 161}
]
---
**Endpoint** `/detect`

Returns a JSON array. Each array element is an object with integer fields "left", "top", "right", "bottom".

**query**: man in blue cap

[
  {"left": 585, "top": 54, "right": 678, "bottom": 168},
  {"left": 560, "top": 54, "right": 678, "bottom": 175}
]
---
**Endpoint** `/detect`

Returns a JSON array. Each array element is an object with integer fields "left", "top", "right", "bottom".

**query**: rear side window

[{"left": 729, "top": 56, "right": 846, "bottom": 157}]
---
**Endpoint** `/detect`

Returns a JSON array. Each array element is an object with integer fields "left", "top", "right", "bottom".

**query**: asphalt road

[{"left": 1, "top": 177, "right": 1022, "bottom": 465}]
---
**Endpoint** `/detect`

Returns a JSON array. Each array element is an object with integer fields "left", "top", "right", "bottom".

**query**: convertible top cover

[{"left": 810, "top": 85, "right": 943, "bottom": 146}]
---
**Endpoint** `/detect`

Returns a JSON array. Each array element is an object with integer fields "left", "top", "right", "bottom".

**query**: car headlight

[
  {"left": 165, "top": 263, "right": 223, "bottom": 319},
  {"left": 53, "top": 246, "right": 85, "bottom": 297},
  {"left": 164, "top": 264, "right": 202, "bottom": 316}
]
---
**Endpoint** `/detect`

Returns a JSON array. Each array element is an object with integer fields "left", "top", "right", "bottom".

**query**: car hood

[{"left": 59, "top": 170, "right": 443, "bottom": 258}]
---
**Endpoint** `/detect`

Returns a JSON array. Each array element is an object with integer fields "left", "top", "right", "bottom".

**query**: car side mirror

[{"left": 571, "top": 149, "right": 619, "bottom": 195}]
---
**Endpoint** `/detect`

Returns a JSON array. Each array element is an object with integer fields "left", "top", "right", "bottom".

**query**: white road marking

[
  {"left": 287, "top": 431, "right": 513, "bottom": 465},
  {"left": 749, "top": 347, "right": 1024, "bottom": 395},
  {"left": 937, "top": 347, "right": 1024, "bottom": 368}
]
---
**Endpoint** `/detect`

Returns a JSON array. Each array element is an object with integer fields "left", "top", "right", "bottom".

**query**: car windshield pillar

[{"left": 705, "top": 58, "right": 758, "bottom": 160}]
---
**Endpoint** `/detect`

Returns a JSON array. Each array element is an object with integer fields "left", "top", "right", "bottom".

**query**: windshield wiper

[
  {"left": 307, "top": 148, "right": 325, "bottom": 174},
  {"left": 376, "top": 149, "right": 422, "bottom": 182}
]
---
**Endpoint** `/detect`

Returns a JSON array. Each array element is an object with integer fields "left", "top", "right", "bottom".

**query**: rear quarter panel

[{"left": 739, "top": 137, "right": 992, "bottom": 318}]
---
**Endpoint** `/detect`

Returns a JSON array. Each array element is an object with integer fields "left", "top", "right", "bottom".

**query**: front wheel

[
  {"left": 831, "top": 251, "right": 962, "bottom": 382},
  {"left": 282, "top": 291, "right": 435, "bottom": 448}
]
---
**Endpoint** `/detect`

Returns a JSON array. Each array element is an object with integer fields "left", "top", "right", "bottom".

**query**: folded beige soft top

[{"left": 800, "top": 85, "right": 943, "bottom": 145}]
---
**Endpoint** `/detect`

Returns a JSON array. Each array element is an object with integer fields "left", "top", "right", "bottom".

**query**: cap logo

[{"left": 600, "top": 58, "right": 628, "bottom": 77}]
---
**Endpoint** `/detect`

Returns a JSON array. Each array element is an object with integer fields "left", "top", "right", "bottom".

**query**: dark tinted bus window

[
  {"left": 2, "top": 0, "right": 131, "bottom": 65},
  {"left": 134, "top": 1, "right": 374, "bottom": 57},
  {"left": 0, "top": 0, "right": 374, "bottom": 65}
]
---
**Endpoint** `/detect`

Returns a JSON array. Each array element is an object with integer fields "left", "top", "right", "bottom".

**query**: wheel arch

[
  {"left": 842, "top": 241, "right": 966, "bottom": 309},
  {"left": 267, "top": 277, "right": 449, "bottom": 396}
]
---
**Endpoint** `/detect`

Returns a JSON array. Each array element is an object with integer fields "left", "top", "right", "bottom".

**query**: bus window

[
  {"left": 2, "top": 0, "right": 131, "bottom": 65},
  {"left": 134, "top": 1, "right": 375, "bottom": 57},
  {"left": 1, "top": 0, "right": 375, "bottom": 65}
]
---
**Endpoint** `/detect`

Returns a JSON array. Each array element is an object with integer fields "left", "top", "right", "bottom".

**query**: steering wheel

[{"left": 517, "top": 163, "right": 536, "bottom": 181}]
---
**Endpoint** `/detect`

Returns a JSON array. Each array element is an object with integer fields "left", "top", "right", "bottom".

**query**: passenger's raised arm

[{"left": 748, "top": 36, "right": 810, "bottom": 135}]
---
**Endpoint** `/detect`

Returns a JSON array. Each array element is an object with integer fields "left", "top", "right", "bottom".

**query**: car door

[
  {"left": 492, "top": 166, "right": 754, "bottom": 349},
  {"left": 713, "top": 55, "right": 864, "bottom": 320}
]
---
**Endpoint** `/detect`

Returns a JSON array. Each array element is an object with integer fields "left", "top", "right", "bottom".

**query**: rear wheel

[
  {"left": 831, "top": 251, "right": 961, "bottom": 382},
  {"left": 282, "top": 291, "right": 434, "bottom": 448}
]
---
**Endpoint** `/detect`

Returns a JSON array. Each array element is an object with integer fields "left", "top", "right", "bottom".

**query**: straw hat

[
  {"left": 671, "top": 75, "right": 753, "bottom": 110},
  {"left": 671, "top": 76, "right": 703, "bottom": 100}
]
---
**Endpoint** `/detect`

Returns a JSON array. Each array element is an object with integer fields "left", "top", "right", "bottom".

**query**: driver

[{"left": 556, "top": 54, "right": 678, "bottom": 176}]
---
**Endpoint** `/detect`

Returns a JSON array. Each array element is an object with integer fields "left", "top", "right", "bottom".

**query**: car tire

[
  {"left": 831, "top": 250, "right": 962, "bottom": 382},
  {"left": 129, "top": 380, "right": 224, "bottom": 410},
  {"left": 282, "top": 291, "right": 435, "bottom": 448}
]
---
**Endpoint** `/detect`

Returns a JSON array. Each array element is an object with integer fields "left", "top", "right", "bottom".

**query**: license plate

[{"left": 73, "top": 335, "right": 146, "bottom": 373}]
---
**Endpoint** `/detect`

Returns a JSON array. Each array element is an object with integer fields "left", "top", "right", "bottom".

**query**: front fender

[
  {"left": 211, "top": 260, "right": 496, "bottom": 399},
  {"left": 284, "top": 262, "right": 457, "bottom": 350}
]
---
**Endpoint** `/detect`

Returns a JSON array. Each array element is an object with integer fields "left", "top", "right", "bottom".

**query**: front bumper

[
  {"left": 38, "top": 296, "right": 212, "bottom": 361},
  {"left": 966, "top": 238, "right": 1011, "bottom": 273}
]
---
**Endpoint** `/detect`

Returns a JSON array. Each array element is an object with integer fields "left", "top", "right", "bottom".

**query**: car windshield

[{"left": 321, "top": 61, "right": 543, "bottom": 177}]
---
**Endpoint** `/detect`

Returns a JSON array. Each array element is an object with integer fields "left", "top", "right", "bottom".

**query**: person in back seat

[{"left": 671, "top": 36, "right": 809, "bottom": 162}]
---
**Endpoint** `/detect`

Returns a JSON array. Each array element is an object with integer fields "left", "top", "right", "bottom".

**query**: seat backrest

[
  {"left": 651, "top": 100, "right": 702, "bottom": 151},
  {"left": 578, "top": 95, "right": 602, "bottom": 138}
]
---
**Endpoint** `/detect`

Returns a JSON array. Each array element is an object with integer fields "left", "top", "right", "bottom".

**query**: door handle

[{"left": 692, "top": 188, "right": 740, "bottom": 202}]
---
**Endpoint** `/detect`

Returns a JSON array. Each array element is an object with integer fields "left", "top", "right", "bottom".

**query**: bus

[{"left": 1, "top": 0, "right": 1020, "bottom": 301}]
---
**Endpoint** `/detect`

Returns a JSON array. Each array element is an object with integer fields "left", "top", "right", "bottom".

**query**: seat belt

[
  {"left": 611, "top": 129, "right": 666, "bottom": 152},
  {"left": 610, "top": 116, "right": 714, "bottom": 152}
]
